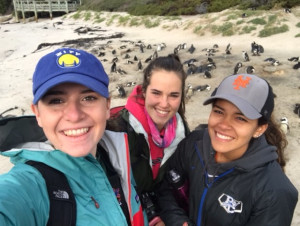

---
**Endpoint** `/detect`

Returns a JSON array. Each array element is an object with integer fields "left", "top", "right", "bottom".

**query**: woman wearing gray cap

[
  {"left": 158, "top": 74, "right": 298, "bottom": 226},
  {"left": 0, "top": 48, "right": 146, "bottom": 226}
]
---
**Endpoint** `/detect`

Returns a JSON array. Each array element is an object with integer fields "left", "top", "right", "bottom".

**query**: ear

[
  {"left": 31, "top": 103, "right": 43, "bottom": 128},
  {"left": 106, "top": 98, "right": 111, "bottom": 120},
  {"left": 253, "top": 124, "right": 268, "bottom": 138}
]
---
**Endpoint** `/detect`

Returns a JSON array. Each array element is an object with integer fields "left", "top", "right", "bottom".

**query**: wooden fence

[{"left": 13, "top": 0, "right": 81, "bottom": 22}]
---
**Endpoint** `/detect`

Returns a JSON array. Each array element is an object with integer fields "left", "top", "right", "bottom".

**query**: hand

[{"left": 155, "top": 221, "right": 165, "bottom": 226}]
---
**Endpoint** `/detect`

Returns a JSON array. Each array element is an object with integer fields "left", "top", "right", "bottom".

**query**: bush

[
  {"left": 248, "top": 18, "right": 267, "bottom": 25},
  {"left": 259, "top": 24, "right": 289, "bottom": 37},
  {"left": 296, "top": 22, "right": 300, "bottom": 28}
]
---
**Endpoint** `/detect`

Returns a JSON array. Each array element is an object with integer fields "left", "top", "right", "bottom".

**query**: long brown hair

[{"left": 259, "top": 115, "right": 288, "bottom": 171}]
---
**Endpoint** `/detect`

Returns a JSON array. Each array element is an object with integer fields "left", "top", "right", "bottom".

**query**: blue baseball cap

[
  {"left": 203, "top": 74, "right": 274, "bottom": 121},
  {"left": 32, "top": 48, "right": 109, "bottom": 104}
]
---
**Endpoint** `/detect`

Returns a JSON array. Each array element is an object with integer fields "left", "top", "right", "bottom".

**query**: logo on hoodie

[{"left": 218, "top": 193, "right": 243, "bottom": 213}]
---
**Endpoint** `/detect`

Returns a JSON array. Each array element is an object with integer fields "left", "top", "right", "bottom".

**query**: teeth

[
  {"left": 64, "top": 128, "right": 88, "bottom": 136},
  {"left": 157, "top": 109, "right": 168, "bottom": 115},
  {"left": 216, "top": 132, "right": 232, "bottom": 140}
]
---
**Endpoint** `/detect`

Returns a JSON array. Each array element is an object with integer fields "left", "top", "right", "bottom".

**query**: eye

[
  {"left": 170, "top": 93, "right": 180, "bottom": 98},
  {"left": 213, "top": 109, "right": 223, "bottom": 115},
  {"left": 236, "top": 116, "right": 248, "bottom": 122},
  {"left": 47, "top": 98, "right": 63, "bottom": 105},
  {"left": 82, "top": 95, "right": 98, "bottom": 102},
  {"left": 151, "top": 91, "right": 160, "bottom": 96}
]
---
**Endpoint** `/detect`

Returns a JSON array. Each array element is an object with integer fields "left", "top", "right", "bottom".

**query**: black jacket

[{"left": 158, "top": 128, "right": 298, "bottom": 226}]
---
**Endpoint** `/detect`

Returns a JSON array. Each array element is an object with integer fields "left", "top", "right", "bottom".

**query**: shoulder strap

[{"left": 26, "top": 161, "right": 76, "bottom": 226}]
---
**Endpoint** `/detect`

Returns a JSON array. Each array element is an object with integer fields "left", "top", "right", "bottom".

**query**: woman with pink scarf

[{"left": 107, "top": 54, "right": 189, "bottom": 225}]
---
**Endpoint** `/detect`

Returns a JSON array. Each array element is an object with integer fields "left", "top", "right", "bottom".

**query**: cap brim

[
  {"left": 203, "top": 94, "right": 262, "bottom": 120},
  {"left": 33, "top": 73, "right": 109, "bottom": 104}
]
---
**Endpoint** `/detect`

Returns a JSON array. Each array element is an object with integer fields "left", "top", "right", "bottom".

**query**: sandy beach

[{"left": 0, "top": 8, "right": 299, "bottom": 225}]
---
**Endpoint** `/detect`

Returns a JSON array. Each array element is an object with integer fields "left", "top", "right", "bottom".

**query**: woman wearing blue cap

[
  {"left": 0, "top": 48, "right": 146, "bottom": 226},
  {"left": 158, "top": 74, "right": 298, "bottom": 226}
]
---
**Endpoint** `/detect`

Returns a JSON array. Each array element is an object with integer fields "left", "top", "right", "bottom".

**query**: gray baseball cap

[{"left": 203, "top": 74, "right": 274, "bottom": 121}]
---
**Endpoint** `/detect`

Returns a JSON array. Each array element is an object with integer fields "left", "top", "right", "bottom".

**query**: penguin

[
  {"left": 110, "top": 62, "right": 117, "bottom": 73},
  {"left": 288, "top": 57, "right": 299, "bottom": 62},
  {"left": 280, "top": 117, "right": 290, "bottom": 134},
  {"left": 245, "top": 65, "right": 255, "bottom": 74},
  {"left": 188, "top": 44, "right": 196, "bottom": 54},
  {"left": 116, "top": 85, "right": 126, "bottom": 98},
  {"left": 138, "top": 60, "right": 143, "bottom": 71},
  {"left": 185, "top": 84, "right": 194, "bottom": 100},
  {"left": 225, "top": 43, "right": 231, "bottom": 54},
  {"left": 204, "top": 70, "right": 212, "bottom": 79},
  {"left": 194, "top": 84, "right": 211, "bottom": 92},
  {"left": 233, "top": 62, "right": 243, "bottom": 74},
  {"left": 242, "top": 51, "right": 250, "bottom": 61}
]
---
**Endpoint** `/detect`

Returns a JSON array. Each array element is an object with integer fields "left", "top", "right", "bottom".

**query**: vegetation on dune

[{"left": 1, "top": 0, "right": 300, "bottom": 16}]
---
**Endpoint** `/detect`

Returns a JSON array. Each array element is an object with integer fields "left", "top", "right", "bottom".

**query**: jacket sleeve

[
  {"left": 157, "top": 132, "right": 199, "bottom": 226},
  {"left": 0, "top": 164, "right": 49, "bottom": 226},
  {"left": 245, "top": 173, "right": 298, "bottom": 226}
]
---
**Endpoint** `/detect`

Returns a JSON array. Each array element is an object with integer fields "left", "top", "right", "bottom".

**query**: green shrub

[
  {"left": 267, "top": 14, "right": 277, "bottom": 25},
  {"left": 106, "top": 14, "right": 119, "bottom": 26},
  {"left": 296, "top": 22, "right": 300, "bottom": 28},
  {"left": 118, "top": 15, "right": 131, "bottom": 25},
  {"left": 259, "top": 24, "right": 289, "bottom": 37},
  {"left": 84, "top": 11, "right": 91, "bottom": 21},
  {"left": 129, "top": 17, "right": 140, "bottom": 26},
  {"left": 218, "top": 22, "right": 235, "bottom": 36},
  {"left": 193, "top": 25, "right": 202, "bottom": 34},
  {"left": 241, "top": 25, "right": 256, "bottom": 34},
  {"left": 72, "top": 11, "right": 81, "bottom": 20},
  {"left": 248, "top": 18, "right": 267, "bottom": 25},
  {"left": 295, "top": 33, "right": 300, "bottom": 38},
  {"left": 236, "top": 20, "right": 244, "bottom": 25}
]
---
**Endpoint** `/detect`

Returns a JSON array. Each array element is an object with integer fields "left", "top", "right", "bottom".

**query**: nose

[
  {"left": 218, "top": 116, "right": 232, "bottom": 129},
  {"left": 160, "top": 95, "right": 169, "bottom": 108},
  {"left": 63, "top": 101, "right": 85, "bottom": 122}
]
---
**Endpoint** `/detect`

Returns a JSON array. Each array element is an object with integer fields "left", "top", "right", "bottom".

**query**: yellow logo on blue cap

[{"left": 56, "top": 50, "right": 81, "bottom": 68}]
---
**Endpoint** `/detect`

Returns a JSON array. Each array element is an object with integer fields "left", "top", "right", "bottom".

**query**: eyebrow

[
  {"left": 213, "top": 103, "right": 244, "bottom": 116},
  {"left": 150, "top": 88, "right": 180, "bottom": 95},
  {"left": 43, "top": 88, "right": 95, "bottom": 97}
]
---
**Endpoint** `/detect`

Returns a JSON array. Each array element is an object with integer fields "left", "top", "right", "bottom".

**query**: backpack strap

[{"left": 26, "top": 161, "right": 76, "bottom": 226}]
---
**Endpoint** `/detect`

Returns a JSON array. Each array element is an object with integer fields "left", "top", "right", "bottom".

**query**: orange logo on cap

[
  {"left": 57, "top": 53, "right": 80, "bottom": 68},
  {"left": 232, "top": 75, "right": 251, "bottom": 90}
]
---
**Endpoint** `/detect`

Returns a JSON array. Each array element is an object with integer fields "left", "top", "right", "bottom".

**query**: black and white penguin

[
  {"left": 116, "top": 85, "right": 126, "bottom": 98},
  {"left": 242, "top": 51, "right": 250, "bottom": 61},
  {"left": 245, "top": 65, "right": 255, "bottom": 74},
  {"left": 233, "top": 62, "right": 243, "bottom": 74},
  {"left": 280, "top": 117, "right": 290, "bottom": 134}
]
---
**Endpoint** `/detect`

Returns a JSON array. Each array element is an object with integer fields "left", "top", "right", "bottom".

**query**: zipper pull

[{"left": 91, "top": 196, "right": 100, "bottom": 209}]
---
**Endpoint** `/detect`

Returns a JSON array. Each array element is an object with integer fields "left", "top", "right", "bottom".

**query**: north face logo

[
  {"left": 52, "top": 190, "right": 70, "bottom": 199},
  {"left": 218, "top": 193, "right": 243, "bottom": 214}
]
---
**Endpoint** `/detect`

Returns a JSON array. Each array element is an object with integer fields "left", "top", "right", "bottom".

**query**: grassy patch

[
  {"left": 248, "top": 17, "right": 267, "bottom": 25},
  {"left": 226, "top": 13, "right": 239, "bottom": 21},
  {"left": 241, "top": 25, "right": 256, "bottom": 34},
  {"left": 236, "top": 20, "right": 244, "bottom": 25},
  {"left": 296, "top": 22, "right": 300, "bottom": 28},
  {"left": 118, "top": 15, "right": 131, "bottom": 26},
  {"left": 72, "top": 11, "right": 81, "bottom": 20},
  {"left": 218, "top": 22, "right": 235, "bottom": 36},
  {"left": 106, "top": 14, "right": 119, "bottom": 26},
  {"left": 295, "top": 33, "right": 300, "bottom": 38},
  {"left": 84, "top": 11, "right": 92, "bottom": 21},
  {"left": 129, "top": 17, "right": 140, "bottom": 26},
  {"left": 193, "top": 25, "right": 202, "bottom": 34},
  {"left": 141, "top": 17, "right": 160, "bottom": 28},
  {"left": 267, "top": 14, "right": 277, "bottom": 25},
  {"left": 183, "top": 21, "right": 193, "bottom": 30},
  {"left": 259, "top": 24, "right": 289, "bottom": 37}
]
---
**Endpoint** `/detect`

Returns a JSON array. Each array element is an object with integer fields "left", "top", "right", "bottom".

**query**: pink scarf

[{"left": 144, "top": 108, "right": 177, "bottom": 148}]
